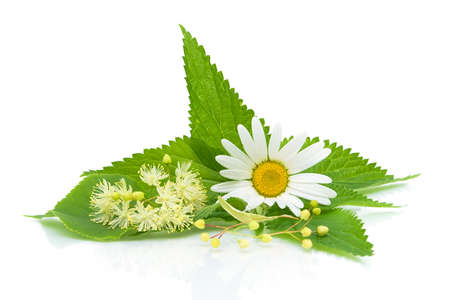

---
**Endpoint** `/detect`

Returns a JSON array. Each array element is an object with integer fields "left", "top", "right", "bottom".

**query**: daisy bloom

[{"left": 211, "top": 117, "right": 337, "bottom": 216}]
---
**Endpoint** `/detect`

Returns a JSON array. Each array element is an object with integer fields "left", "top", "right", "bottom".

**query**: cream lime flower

[
  {"left": 211, "top": 117, "right": 337, "bottom": 216},
  {"left": 139, "top": 164, "right": 168, "bottom": 187}
]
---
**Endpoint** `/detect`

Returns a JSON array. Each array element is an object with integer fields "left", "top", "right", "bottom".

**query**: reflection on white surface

[
  {"left": 38, "top": 218, "right": 369, "bottom": 299},
  {"left": 9, "top": 180, "right": 445, "bottom": 300}
]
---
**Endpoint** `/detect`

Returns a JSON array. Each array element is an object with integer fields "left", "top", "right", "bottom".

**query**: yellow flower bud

[
  {"left": 194, "top": 219, "right": 206, "bottom": 230},
  {"left": 310, "top": 200, "right": 319, "bottom": 207},
  {"left": 300, "top": 209, "right": 311, "bottom": 220},
  {"left": 200, "top": 232, "right": 209, "bottom": 242},
  {"left": 132, "top": 191, "right": 145, "bottom": 201},
  {"left": 302, "top": 239, "right": 313, "bottom": 249},
  {"left": 111, "top": 192, "right": 121, "bottom": 200},
  {"left": 312, "top": 207, "right": 321, "bottom": 215},
  {"left": 317, "top": 225, "right": 329, "bottom": 236},
  {"left": 300, "top": 227, "right": 312, "bottom": 237},
  {"left": 248, "top": 220, "right": 259, "bottom": 230},
  {"left": 122, "top": 192, "right": 133, "bottom": 201},
  {"left": 162, "top": 154, "right": 172, "bottom": 164},
  {"left": 260, "top": 234, "right": 272, "bottom": 243},
  {"left": 238, "top": 239, "right": 250, "bottom": 249},
  {"left": 210, "top": 238, "right": 220, "bottom": 248}
]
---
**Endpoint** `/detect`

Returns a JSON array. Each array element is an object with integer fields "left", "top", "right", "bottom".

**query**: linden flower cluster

[
  {"left": 194, "top": 199, "right": 329, "bottom": 250},
  {"left": 89, "top": 155, "right": 207, "bottom": 232}
]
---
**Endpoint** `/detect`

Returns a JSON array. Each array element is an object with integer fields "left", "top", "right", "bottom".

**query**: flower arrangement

[{"left": 29, "top": 25, "right": 418, "bottom": 257}]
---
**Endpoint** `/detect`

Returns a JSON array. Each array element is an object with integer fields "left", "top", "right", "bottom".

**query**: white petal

[
  {"left": 216, "top": 155, "right": 251, "bottom": 171},
  {"left": 210, "top": 180, "right": 252, "bottom": 193},
  {"left": 251, "top": 117, "right": 268, "bottom": 163},
  {"left": 221, "top": 139, "right": 255, "bottom": 168},
  {"left": 289, "top": 173, "right": 332, "bottom": 184},
  {"left": 222, "top": 186, "right": 253, "bottom": 200},
  {"left": 286, "top": 187, "right": 331, "bottom": 205},
  {"left": 225, "top": 187, "right": 265, "bottom": 211},
  {"left": 288, "top": 182, "right": 337, "bottom": 198},
  {"left": 276, "top": 194, "right": 287, "bottom": 209},
  {"left": 283, "top": 193, "right": 305, "bottom": 209},
  {"left": 264, "top": 197, "right": 276, "bottom": 206},
  {"left": 237, "top": 124, "right": 260, "bottom": 164},
  {"left": 277, "top": 194, "right": 303, "bottom": 215},
  {"left": 268, "top": 124, "right": 282, "bottom": 160},
  {"left": 287, "top": 203, "right": 301, "bottom": 216},
  {"left": 285, "top": 141, "right": 323, "bottom": 169},
  {"left": 220, "top": 169, "right": 252, "bottom": 180},
  {"left": 286, "top": 141, "right": 331, "bottom": 174},
  {"left": 273, "top": 134, "right": 306, "bottom": 162}
]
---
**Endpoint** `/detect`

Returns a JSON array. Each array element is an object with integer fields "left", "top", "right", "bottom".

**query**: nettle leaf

[
  {"left": 32, "top": 174, "right": 140, "bottom": 240},
  {"left": 268, "top": 208, "right": 373, "bottom": 256},
  {"left": 83, "top": 136, "right": 225, "bottom": 204},
  {"left": 180, "top": 25, "right": 268, "bottom": 150},
  {"left": 303, "top": 137, "right": 417, "bottom": 189},
  {"left": 328, "top": 184, "right": 396, "bottom": 208}
]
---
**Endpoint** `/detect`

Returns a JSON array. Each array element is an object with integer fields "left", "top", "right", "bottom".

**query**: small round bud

[
  {"left": 300, "top": 209, "right": 311, "bottom": 220},
  {"left": 310, "top": 200, "right": 319, "bottom": 207},
  {"left": 302, "top": 239, "right": 313, "bottom": 249},
  {"left": 312, "top": 207, "right": 321, "bottom": 215},
  {"left": 210, "top": 238, "right": 220, "bottom": 248},
  {"left": 238, "top": 239, "right": 250, "bottom": 249},
  {"left": 200, "top": 232, "right": 209, "bottom": 242},
  {"left": 132, "top": 191, "right": 145, "bottom": 201},
  {"left": 317, "top": 225, "right": 329, "bottom": 236},
  {"left": 122, "top": 192, "right": 133, "bottom": 201},
  {"left": 248, "top": 220, "right": 259, "bottom": 230},
  {"left": 260, "top": 234, "right": 272, "bottom": 243},
  {"left": 111, "top": 192, "right": 121, "bottom": 200},
  {"left": 194, "top": 219, "right": 206, "bottom": 229},
  {"left": 162, "top": 154, "right": 172, "bottom": 164},
  {"left": 300, "top": 227, "right": 312, "bottom": 237}
]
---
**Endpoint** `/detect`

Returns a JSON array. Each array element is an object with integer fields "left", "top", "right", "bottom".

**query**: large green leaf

[
  {"left": 83, "top": 136, "right": 225, "bottom": 204},
  {"left": 328, "top": 184, "right": 396, "bottom": 208},
  {"left": 267, "top": 208, "right": 373, "bottom": 256},
  {"left": 181, "top": 25, "right": 265, "bottom": 150},
  {"left": 303, "top": 137, "right": 417, "bottom": 189},
  {"left": 31, "top": 174, "right": 141, "bottom": 240}
]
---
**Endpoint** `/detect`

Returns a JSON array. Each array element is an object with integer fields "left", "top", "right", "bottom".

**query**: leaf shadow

[{"left": 38, "top": 218, "right": 90, "bottom": 248}]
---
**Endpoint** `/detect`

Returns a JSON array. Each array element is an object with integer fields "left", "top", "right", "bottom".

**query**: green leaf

[
  {"left": 194, "top": 202, "right": 220, "bottom": 220},
  {"left": 180, "top": 25, "right": 266, "bottom": 150},
  {"left": 302, "top": 137, "right": 414, "bottom": 189},
  {"left": 25, "top": 210, "right": 55, "bottom": 219},
  {"left": 40, "top": 174, "right": 140, "bottom": 240},
  {"left": 268, "top": 208, "right": 373, "bottom": 256},
  {"left": 328, "top": 184, "right": 396, "bottom": 208},
  {"left": 83, "top": 136, "right": 224, "bottom": 183},
  {"left": 83, "top": 136, "right": 225, "bottom": 204},
  {"left": 218, "top": 196, "right": 291, "bottom": 223}
]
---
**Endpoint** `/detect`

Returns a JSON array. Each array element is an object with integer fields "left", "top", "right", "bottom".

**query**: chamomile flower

[
  {"left": 131, "top": 201, "right": 159, "bottom": 232},
  {"left": 211, "top": 117, "right": 337, "bottom": 216},
  {"left": 139, "top": 164, "right": 168, "bottom": 187}
]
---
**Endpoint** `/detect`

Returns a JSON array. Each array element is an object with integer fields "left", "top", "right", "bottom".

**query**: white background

[{"left": 1, "top": 1, "right": 449, "bottom": 299}]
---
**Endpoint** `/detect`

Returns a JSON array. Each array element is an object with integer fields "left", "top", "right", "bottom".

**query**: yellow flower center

[{"left": 252, "top": 161, "right": 289, "bottom": 197}]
